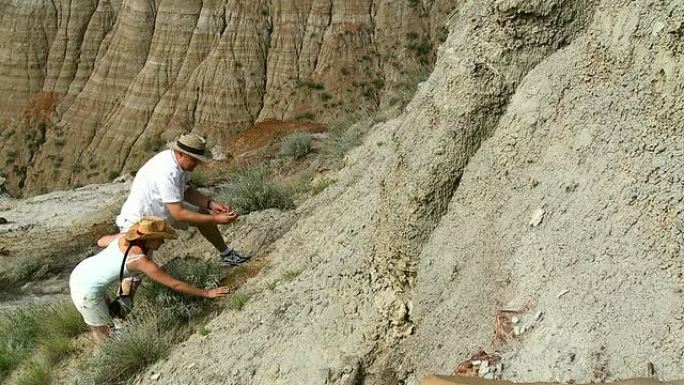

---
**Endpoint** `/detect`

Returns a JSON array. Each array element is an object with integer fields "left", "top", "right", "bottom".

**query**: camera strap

[{"left": 117, "top": 243, "right": 135, "bottom": 296}]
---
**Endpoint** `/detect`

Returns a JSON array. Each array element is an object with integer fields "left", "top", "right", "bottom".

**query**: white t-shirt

[
  {"left": 69, "top": 235, "right": 144, "bottom": 296},
  {"left": 116, "top": 150, "right": 188, "bottom": 230}
]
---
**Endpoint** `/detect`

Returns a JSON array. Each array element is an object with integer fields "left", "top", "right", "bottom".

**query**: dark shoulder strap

[{"left": 117, "top": 243, "right": 135, "bottom": 296}]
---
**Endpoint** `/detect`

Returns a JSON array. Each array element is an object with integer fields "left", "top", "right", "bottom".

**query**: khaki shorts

[{"left": 70, "top": 289, "right": 111, "bottom": 327}]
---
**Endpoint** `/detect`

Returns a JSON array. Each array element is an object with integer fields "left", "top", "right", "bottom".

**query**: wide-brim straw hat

[
  {"left": 169, "top": 133, "right": 213, "bottom": 162},
  {"left": 125, "top": 216, "right": 178, "bottom": 242}
]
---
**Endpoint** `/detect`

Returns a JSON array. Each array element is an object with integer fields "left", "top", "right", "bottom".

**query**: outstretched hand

[
  {"left": 209, "top": 200, "right": 232, "bottom": 214},
  {"left": 213, "top": 211, "right": 238, "bottom": 224},
  {"left": 205, "top": 286, "right": 231, "bottom": 298}
]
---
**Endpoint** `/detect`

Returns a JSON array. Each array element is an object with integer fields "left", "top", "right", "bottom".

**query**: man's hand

[
  {"left": 213, "top": 211, "right": 238, "bottom": 224},
  {"left": 208, "top": 200, "right": 232, "bottom": 214}
]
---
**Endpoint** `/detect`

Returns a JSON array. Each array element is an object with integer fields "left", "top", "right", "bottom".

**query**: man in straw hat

[
  {"left": 97, "top": 133, "right": 249, "bottom": 266},
  {"left": 72, "top": 216, "right": 231, "bottom": 342}
]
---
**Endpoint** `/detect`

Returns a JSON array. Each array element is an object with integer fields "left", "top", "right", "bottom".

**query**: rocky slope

[
  {"left": 3, "top": 0, "right": 684, "bottom": 384},
  {"left": 134, "top": 0, "right": 684, "bottom": 384},
  {"left": 0, "top": 0, "right": 454, "bottom": 196}
]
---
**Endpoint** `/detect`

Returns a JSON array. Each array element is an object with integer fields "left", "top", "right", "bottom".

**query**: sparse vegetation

[
  {"left": 217, "top": 165, "right": 294, "bottom": 214},
  {"left": 136, "top": 258, "right": 221, "bottom": 326},
  {"left": 319, "top": 109, "right": 376, "bottom": 168},
  {"left": 70, "top": 162, "right": 84, "bottom": 173},
  {"left": 295, "top": 112, "right": 315, "bottom": 121},
  {"left": 281, "top": 268, "right": 302, "bottom": 282},
  {"left": 311, "top": 177, "right": 335, "bottom": 195},
  {"left": 0, "top": 303, "right": 87, "bottom": 384},
  {"left": 190, "top": 169, "right": 209, "bottom": 187},
  {"left": 82, "top": 258, "right": 220, "bottom": 384},
  {"left": 280, "top": 133, "right": 314, "bottom": 159},
  {"left": 228, "top": 292, "right": 251, "bottom": 311},
  {"left": 86, "top": 317, "right": 170, "bottom": 385},
  {"left": 108, "top": 170, "right": 120, "bottom": 181}
]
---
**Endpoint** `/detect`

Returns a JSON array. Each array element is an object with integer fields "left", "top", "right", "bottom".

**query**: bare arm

[
  {"left": 166, "top": 202, "right": 237, "bottom": 225},
  {"left": 128, "top": 256, "right": 230, "bottom": 298},
  {"left": 184, "top": 187, "right": 211, "bottom": 209}
]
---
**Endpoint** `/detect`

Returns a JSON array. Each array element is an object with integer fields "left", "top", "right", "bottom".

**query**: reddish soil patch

[
  {"left": 196, "top": 119, "right": 326, "bottom": 185},
  {"left": 225, "top": 119, "right": 326, "bottom": 158}
]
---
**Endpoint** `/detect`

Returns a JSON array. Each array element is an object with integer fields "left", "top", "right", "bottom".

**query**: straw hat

[
  {"left": 169, "top": 133, "right": 212, "bottom": 162},
  {"left": 125, "top": 216, "right": 178, "bottom": 242}
]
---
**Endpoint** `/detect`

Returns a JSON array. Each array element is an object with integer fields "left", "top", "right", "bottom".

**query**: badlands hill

[
  {"left": 0, "top": 0, "right": 453, "bottom": 196},
  {"left": 2, "top": 0, "right": 684, "bottom": 384}
]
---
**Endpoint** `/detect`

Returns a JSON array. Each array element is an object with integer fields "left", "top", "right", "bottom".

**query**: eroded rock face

[{"left": 0, "top": 0, "right": 454, "bottom": 196}]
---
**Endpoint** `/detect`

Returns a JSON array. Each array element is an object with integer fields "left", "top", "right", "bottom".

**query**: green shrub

[
  {"left": 217, "top": 165, "right": 294, "bottom": 214},
  {"left": 280, "top": 133, "right": 313, "bottom": 159},
  {"left": 108, "top": 170, "right": 120, "bottom": 181}
]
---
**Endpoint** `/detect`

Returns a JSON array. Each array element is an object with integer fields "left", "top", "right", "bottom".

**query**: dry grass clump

[
  {"left": 217, "top": 165, "right": 295, "bottom": 214},
  {"left": 280, "top": 133, "right": 314, "bottom": 159}
]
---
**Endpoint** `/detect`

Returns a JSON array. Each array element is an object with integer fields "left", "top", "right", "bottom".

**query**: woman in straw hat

[{"left": 70, "top": 216, "right": 231, "bottom": 342}]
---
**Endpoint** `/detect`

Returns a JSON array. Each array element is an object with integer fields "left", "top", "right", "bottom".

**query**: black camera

[{"left": 108, "top": 295, "right": 134, "bottom": 319}]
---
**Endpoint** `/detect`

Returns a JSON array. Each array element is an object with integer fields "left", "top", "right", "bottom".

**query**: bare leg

[
  {"left": 90, "top": 325, "right": 111, "bottom": 342},
  {"left": 195, "top": 222, "right": 228, "bottom": 252},
  {"left": 97, "top": 233, "right": 124, "bottom": 248}
]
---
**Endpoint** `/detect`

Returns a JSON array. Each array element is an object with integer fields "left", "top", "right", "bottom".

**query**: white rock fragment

[
  {"left": 557, "top": 289, "right": 569, "bottom": 298},
  {"left": 479, "top": 361, "right": 490, "bottom": 376},
  {"left": 529, "top": 208, "right": 546, "bottom": 227},
  {"left": 534, "top": 310, "right": 544, "bottom": 321},
  {"left": 511, "top": 316, "right": 520, "bottom": 324},
  {"left": 150, "top": 373, "right": 161, "bottom": 381}
]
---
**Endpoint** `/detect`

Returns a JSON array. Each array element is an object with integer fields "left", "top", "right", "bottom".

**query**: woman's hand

[{"left": 205, "top": 286, "right": 231, "bottom": 298}]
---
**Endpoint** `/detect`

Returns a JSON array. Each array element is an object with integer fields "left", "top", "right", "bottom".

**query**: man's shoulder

[{"left": 140, "top": 150, "right": 179, "bottom": 174}]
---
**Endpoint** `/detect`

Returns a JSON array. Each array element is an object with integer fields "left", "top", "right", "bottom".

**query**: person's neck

[{"left": 171, "top": 150, "right": 185, "bottom": 171}]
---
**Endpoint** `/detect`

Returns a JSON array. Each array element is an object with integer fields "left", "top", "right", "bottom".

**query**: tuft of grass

[
  {"left": 281, "top": 268, "right": 302, "bottom": 282},
  {"left": 88, "top": 318, "right": 169, "bottom": 385},
  {"left": 228, "top": 292, "right": 251, "bottom": 311},
  {"left": 0, "top": 302, "right": 85, "bottom": 382},
  {"left": 38, "top": 335, "right": 72, "bottom": 363},
  {"left": 311, "top": 177, "right": 335, "bottom": 195},
  {"left": 217, "top": 165, "right": 294, "bottom": 214},
  {"left": 0, "top": 308, "right": 41, "bottom": 378},
  {"left": 280, "top": 133, "right": 314, "bottom": 159},
  {"left": 14, "top": 358, "right": 52, "bottom": 385}
]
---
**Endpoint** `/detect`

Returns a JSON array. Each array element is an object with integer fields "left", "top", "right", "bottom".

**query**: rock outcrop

[{"left": 0, "top": 0, "right": 454, "bottom": 196}]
